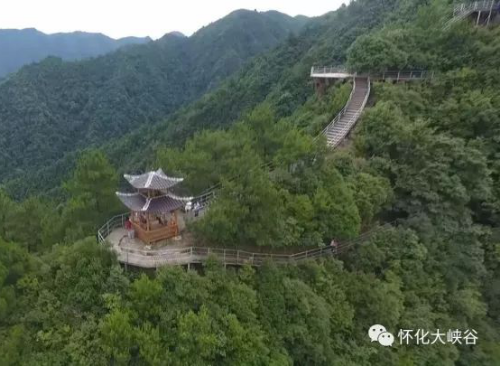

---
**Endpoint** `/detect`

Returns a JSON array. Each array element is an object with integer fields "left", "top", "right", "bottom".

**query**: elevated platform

[
  {"left": 311, "top": 67, "right": 353, "bottom": 79},
  {"left": 103, "top": 226, "right": 337, "bottom": 268},
  {"left": 99, "top": 214, "right": 388, "bottom": 269},
  {"left": 445, "top": 0, "right": 500, "bottom": 28},
  {"left": 311, "top": 66, "right": 431, "bottom": 81}
]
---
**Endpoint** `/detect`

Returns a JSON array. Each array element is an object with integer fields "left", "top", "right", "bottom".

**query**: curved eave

[
  {"left": 124, "top": 168, "right": 184, "bottom": 190},
  {"left": 116, "top": 192, "right": 184, "bottom": 213}
]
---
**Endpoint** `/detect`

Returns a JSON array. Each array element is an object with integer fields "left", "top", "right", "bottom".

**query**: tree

[
  {"left": 196, "top": 168, "right": 289, "bottom": 247},
  {"left": 346, "top": 33, "right": 409, "bottom": 72},
  {"left": 100, "top": 309, "right": 134, "bottom": 365},
  {"left": 0, "top": 190, "right": 14, "bottom": 240},
  {"left": 62, "top": 149, "right": 120, "bottom": 240},
  {"left": 312, "top": 165, "right": 361, "bottom": 241},
  {"left": 348, "top": 172, "right": 392, "bottom": 226},
  {"left": 7, "top": 197, "right": 47, "bottom": 252},
  {"left": 0, "top": 238, "right": 32, "bottom": 321}
]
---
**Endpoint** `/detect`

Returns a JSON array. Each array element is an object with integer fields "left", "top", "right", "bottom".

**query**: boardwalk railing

[
  {"left": 108, "top": 226, "right": 387, "bottom": 268},
  {"left": 311, "top": 66, "right": 351, "bottom": 75},
  {"left": 311, "top": 67, "right": 431, "bottom": 81},
  {"left": 97, "top": 210, "right": 389, "bottom": 268},
  {"left": 97, "top": 213, "right": 128, "bottom": 243},
  {"left": 453, "top": 0, "right": 498, "bottom": 17}
]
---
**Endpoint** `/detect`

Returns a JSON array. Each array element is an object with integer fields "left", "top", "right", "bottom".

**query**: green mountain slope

[
  {"left": 3, "top": 0, "right": 403, "bottom": 198},
  {"left": 0, "top": 28, "right": 151, "bottom": 77},
  {"left": 0, "top": 10, "right": 307, "bottom": 192},
  {"left": 0, "top": 0, "right": 499, "bottom": 364}
]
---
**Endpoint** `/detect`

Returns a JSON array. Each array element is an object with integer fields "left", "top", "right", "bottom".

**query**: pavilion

[{"left": 116, "top": 169, "right": 191, "bottom": 244}]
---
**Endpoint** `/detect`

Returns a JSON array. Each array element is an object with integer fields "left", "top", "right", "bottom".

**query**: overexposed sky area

[{"left": 0, "top": 0, "right": 346, "bottom": 39}]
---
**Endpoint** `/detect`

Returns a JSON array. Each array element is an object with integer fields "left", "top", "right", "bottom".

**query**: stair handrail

[
  {"left": 330, "top": 78, "right": 371, "bottom": 147},
  {"left": 318, "top": 77, "right": 356, "bottom": 138},
  {"left": 445, "top": 0, "right": 498, "bottom": 28}
]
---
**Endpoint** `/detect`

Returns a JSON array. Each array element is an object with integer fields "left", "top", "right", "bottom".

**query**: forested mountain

[
  {"left": 0, "top": 0, "right": 499, "bottom": 364},
  {"left": 0, "top": 9, "right": 307, "bottom": 194},
  {"left": 3, "top": 1, "right": 397, "bottom": 198},
  {"left": 0, "top": 28, "right": 151, "bottom": 77}
]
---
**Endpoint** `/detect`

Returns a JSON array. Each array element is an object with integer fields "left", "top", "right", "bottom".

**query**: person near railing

[
  {"left": 194, "top": 201, "right": 201, "bottom": 217},
  {"left": 330, "top": 239, "right": 338, "bottom": 255},
  {"left": 125, "top": 217, "right": 134, "bottom": 239}
]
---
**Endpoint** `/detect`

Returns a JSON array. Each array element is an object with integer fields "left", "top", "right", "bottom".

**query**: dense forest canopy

[
  {"left": 0, "top": 0, "right": 499, "bottom": 364},
  {"left": 2, "top": 0, "right": 401, "bottom": 199},
  {"left": 0, "top": 9, "right": 307, "bottom": 196}
]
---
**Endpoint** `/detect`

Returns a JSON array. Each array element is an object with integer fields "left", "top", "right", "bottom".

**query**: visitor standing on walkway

[
  {"left": 194, "top": 202, "right": 201, "bottom": 217},
  {"left": 125, "top": 217, "right": 134, "bottom": 239},
  {"left": 330, "top": 239, "right": 338, "bottom": 255}
]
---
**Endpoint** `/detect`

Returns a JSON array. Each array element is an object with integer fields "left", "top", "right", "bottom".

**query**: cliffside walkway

[
  {"left": 311, "top": 68, "right": 430, "bottom": 147},
  {"left": 98, "top": 213, "right": 387, "bottom": 268},
  {"left": 310, "top": 67, "right": 431, "bottom": 81},
  {"left": 98, "top": 68, "right": 430, "bottom": 268}
]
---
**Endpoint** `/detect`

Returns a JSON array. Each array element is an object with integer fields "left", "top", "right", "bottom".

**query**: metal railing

[
  {"left": 445, "top": 0, "right": 499, "bottom": 28},
  {"left": 318, "top": 77, "right": 356, "bottom": 137},
  {"left": 330, "top": 78, "right": 371, "bottom": 148},
  {"left": 453, "top": 0, "right": 498, "bottom": 17},
  {"left": 311, "top": 67, "right": 431, "bottom": 81},
  {"left": 311, "top": 66, "right": 351, "bottom": 76},
  {"left": 318, "top": 77, "right": 371, "bottom": 147},
  {"left": 368, "top": 70, "right": 431, "bottom": 80},
  {"left": 97, "top": 205, "right": 391, "bottom": 268},
  {"left": 108, "top": 224, "right": 390, "bottom": 268},
  {"left": 97, "top": 212, "right": 128, "bottom": 243}
]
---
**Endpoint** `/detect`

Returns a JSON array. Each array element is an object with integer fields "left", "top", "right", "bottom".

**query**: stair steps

[{"left": 323, "top": 77, "right": 370, "bottom": 147}]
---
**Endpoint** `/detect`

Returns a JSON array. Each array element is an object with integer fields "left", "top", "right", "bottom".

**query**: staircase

[
  {"left": 444, "top": 1, "right": 499, "bottom": 29},
  {"left": 322, "top": 77, "right": 370, "bottom": 147}
]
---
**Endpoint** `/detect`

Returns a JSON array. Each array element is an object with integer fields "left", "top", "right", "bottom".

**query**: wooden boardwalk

[{"left": 100, "top": 214, "right": 385, "bottom": 268}]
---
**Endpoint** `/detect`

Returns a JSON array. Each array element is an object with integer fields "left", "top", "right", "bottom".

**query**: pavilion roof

[
  {"left": 116, "top": 192, "right": 184, "bottom": 213},
  {"left": 124, "top": 168, "right": 183, "bottom": 190}
]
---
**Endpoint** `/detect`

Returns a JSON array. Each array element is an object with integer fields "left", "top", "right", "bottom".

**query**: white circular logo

[
  {"left": 377, "top": 331, "right": 395, "bottom": 347},
  {"left": 368, "top": 324, "right": 387, "bottom": 342}
]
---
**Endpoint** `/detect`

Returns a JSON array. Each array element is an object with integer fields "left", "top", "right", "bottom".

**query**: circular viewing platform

[{"left": 99, "top": 214, "right": 341, "bottom": 269}]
